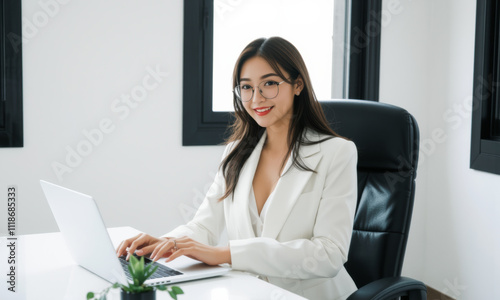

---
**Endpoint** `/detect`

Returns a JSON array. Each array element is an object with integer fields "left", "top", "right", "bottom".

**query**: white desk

[{"left": 0, "top": 227, "right": 306, "bottom": 300}]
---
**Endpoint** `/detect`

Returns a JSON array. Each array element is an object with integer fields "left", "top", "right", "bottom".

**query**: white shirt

[
  {"left": 248, "top": 151, "right": 294, "bottom": 237},
  {"left": 248, "top": 187, "right": 273, "bottom": 236}
]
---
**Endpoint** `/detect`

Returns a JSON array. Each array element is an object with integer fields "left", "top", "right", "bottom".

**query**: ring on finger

[{"left": 173, "top": 239, "right": 178, "bottom": 251}]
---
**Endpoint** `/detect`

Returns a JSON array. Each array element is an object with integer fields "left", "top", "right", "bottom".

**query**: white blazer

[{"left": 166, "top": 130, "right": 358, "bottom": 300}]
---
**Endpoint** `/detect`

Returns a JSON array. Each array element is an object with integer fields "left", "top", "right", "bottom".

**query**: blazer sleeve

[
  {"left": 229, "top": 139, "right": 358, "bottom": 279},
  {"left": 161, "top": 144, "right": 233, "bottom": 246}
]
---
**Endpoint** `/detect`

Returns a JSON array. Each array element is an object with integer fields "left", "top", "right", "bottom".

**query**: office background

[{"left": 0, "top": 0, "right": 497, "bottom": 299}]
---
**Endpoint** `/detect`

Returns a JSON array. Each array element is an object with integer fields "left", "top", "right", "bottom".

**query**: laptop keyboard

[{"left": 119, "top": 254, "right": 183, "bottom": 280}]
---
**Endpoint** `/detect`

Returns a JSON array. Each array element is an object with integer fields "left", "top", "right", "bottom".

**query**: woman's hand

[
  {"left": 159, "top": 236, "right": 232, "bottom": 266},
  {"left": 116, "top": 234, "right": 231, "bottom": 266},
  {"left": 116, "top": 233, "right": 171, "bottom": 261}
]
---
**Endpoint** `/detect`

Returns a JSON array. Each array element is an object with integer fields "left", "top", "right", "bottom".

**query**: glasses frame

[{"left": 234, "top": 80, "right": 286, "bottom": 102}]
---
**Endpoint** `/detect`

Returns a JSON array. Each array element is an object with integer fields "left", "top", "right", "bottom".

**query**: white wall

[
  {"left": 381, "top": 0, "right": 500, "bottom": 299},
  {"left": 0, "top": 0, "right": 226, "bottom": 238}
]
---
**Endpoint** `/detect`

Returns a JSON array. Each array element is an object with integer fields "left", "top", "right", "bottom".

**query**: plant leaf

[
  {"left": 86, "top": 292, "right": 95, "bottom": 299},
  {"left": 144, "top": 263, "right": 152, "bottom": 275},
  {"left": 168, "top": 290, "right": 177, "bottom": 300},
  {"left": 156, "top": 285, "right": 166, "bottom": 291},
  {"left": 171, "top": 286, "right": 184, "bottom": 295},
  {"left": 137, "top": 256, "right": 145, "bottom": 275},
  {"left": 145, "top": 265, "right": 159, "bottom": 279},
  {"left": 128, "top": 263, "right": 135, "bottom": 278},
  {"left": 129, "top": 255, "right": 137, "bottom": 273},
  {"left": 131, "top": 256, "right": 140, "bottom": 273}
]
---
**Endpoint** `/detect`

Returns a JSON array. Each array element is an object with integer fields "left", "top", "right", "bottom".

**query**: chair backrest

[{"left": 320, "top": 99, "right": 420, "bottom": 288}]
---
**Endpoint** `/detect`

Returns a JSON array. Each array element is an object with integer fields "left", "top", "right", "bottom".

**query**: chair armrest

[{"left": 346, "top": 276, "right": 427, "bottom": 300}]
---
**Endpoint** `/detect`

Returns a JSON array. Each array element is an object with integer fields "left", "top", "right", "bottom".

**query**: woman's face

[{"left": 239, "top": 56, "right": 302, "bottom": 131}]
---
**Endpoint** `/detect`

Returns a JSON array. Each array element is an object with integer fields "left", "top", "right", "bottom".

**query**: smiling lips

[{"left": 253, "top": 106, "right": 274, "bottom": 116}]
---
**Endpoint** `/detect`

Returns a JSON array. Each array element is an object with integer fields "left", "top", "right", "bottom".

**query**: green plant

[{"left": 87, "top": 255, "right": 184, "bottom": 300}]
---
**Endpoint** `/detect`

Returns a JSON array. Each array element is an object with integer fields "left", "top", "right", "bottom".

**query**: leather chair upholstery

[{"left": 320, "top": 99, "right": 426, "bottom": 300}]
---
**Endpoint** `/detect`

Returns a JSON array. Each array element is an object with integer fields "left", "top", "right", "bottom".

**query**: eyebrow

[{"left": 239, "top": 73, "right": 280, "bottom": 82}]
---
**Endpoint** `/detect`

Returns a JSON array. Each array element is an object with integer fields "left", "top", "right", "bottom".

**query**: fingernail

[{"left": 136, "top": 250, "right": 143, "bottom": 255}]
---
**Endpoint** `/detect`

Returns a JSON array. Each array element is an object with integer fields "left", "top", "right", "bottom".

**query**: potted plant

[{"left": 87, "top": 255, "right": 184, "bottom": 300}]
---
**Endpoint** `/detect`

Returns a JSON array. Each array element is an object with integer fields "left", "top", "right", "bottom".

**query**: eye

[
  {"left": 264, "top": 80, "right": 278, "bottom": 86},
  {"left": 240, "top": 84, "right": 252, "bottom": 90},
  {"left": 263, "top": 80, "right": 279, "bottom": 86}
]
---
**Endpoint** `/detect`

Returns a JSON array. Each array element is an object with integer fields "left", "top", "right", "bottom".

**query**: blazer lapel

[
  {"left": 261, "top": 137, "right": 323, "bottom": 239},
  {"left": 229, "top": 132, "right": 267, "bottom": 239}
]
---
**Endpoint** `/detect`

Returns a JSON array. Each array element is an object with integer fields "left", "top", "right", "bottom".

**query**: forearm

[{"left": 229, "top": 237, "right": 347, "bottom": 279}]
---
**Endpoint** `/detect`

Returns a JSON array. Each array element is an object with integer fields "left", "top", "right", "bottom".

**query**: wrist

[{"left": 219, "top": 246, "right": 231, "bottom": 264}]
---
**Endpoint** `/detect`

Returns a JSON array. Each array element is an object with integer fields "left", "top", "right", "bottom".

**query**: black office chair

[{"left": 321, "top": 99, "right": 427, "bottom": 300}]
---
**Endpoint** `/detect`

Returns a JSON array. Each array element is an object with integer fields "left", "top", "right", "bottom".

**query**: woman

[{"left": 117, "top": 37, "right": 358, "bottom": 299}]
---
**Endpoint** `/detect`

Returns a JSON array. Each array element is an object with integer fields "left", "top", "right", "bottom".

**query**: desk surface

[{"left": 0, "top": 227, "right": 306, "bottom": 300}]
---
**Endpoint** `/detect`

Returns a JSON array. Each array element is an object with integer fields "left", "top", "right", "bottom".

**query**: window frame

[
  {"left": 348, "top": 0, "right": 382, "bottom": 101},
  {"left": 470, "top": 0, "right": 500, "bottom": 175},
  {"left": 182, "top": 0, "right": 381, "bottom": 146},
  {"left": 0, "top": 0, "right": 23, "bottom": 147}
]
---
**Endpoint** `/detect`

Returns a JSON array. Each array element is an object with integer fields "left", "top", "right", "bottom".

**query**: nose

[{"left": 251, "top": 85, "right": 265, "bottom": 103}]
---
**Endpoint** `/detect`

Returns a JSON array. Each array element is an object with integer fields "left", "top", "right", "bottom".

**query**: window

[
  {"left": 0, "top": 0, "right": 23, "bottom": 147},
  {"left": 470, "top": 0, "right": 500, "bottom": 175},
  {"left": 183, "top": 0, "right": 381, "bottom": 146},
  {"left": 212, "top": 0, "right": 335, "bottom": 112}
]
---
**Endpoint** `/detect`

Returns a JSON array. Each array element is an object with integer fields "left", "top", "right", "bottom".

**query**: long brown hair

[{"left": 219, "top": 37, "right": 340, "bottom": 201}]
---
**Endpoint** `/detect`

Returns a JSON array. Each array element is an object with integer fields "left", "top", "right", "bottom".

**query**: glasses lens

[
  {"left": 235, "top": 81, "right": 280, "bottom": 102},
  {"left": 234, "top": 86, "right": 242, "bottom": 100},
  {"left": 259, "top": 81, "right": 279, "bottom": 99},
  {"left": 235, "top": 85, "right": 253, "bottom": 102}
]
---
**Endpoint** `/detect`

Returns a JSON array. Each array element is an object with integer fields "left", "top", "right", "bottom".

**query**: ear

[{"left": 294, "top": 76, "right": 304, "bottom": 96}]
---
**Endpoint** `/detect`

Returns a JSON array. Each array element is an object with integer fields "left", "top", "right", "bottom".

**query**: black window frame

[
  {"left": 470, "top": 0, "right": 500, "bottom": 175},
  {"left": 0, "top": 0, "right": 23, "bottom": 147},
  {"left": 182, "top": 0, "right": 381, "bottom": 146}
]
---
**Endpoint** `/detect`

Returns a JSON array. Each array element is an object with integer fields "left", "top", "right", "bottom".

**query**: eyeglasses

[{"left": 234, "top": 80, "right": 286, "bottom": 102}]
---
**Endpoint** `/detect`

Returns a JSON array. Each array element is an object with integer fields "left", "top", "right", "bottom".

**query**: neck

[{"left": 264, "top": 124, "right": 290, "bottom": 152}]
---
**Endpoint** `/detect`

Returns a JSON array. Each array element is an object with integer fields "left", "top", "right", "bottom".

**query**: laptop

[{"left": 40, "top": 180, "right": 229, "bottom": 286}]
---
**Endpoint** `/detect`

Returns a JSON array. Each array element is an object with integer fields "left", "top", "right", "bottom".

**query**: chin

[{"left": 253, "top": 119, "right": 273, "bottom": 128}]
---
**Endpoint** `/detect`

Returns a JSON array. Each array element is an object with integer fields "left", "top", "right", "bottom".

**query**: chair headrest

[{"left": 321, "top": 99, "right": 419, "bottom": 171}]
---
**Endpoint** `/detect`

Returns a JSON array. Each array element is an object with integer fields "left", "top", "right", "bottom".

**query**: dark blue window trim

[
  {"left": 0, "top": 0, "right": 23, "bottom": 147},
  {"left": 470, "top": 0, "right": 500, "bottom": 175}
]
